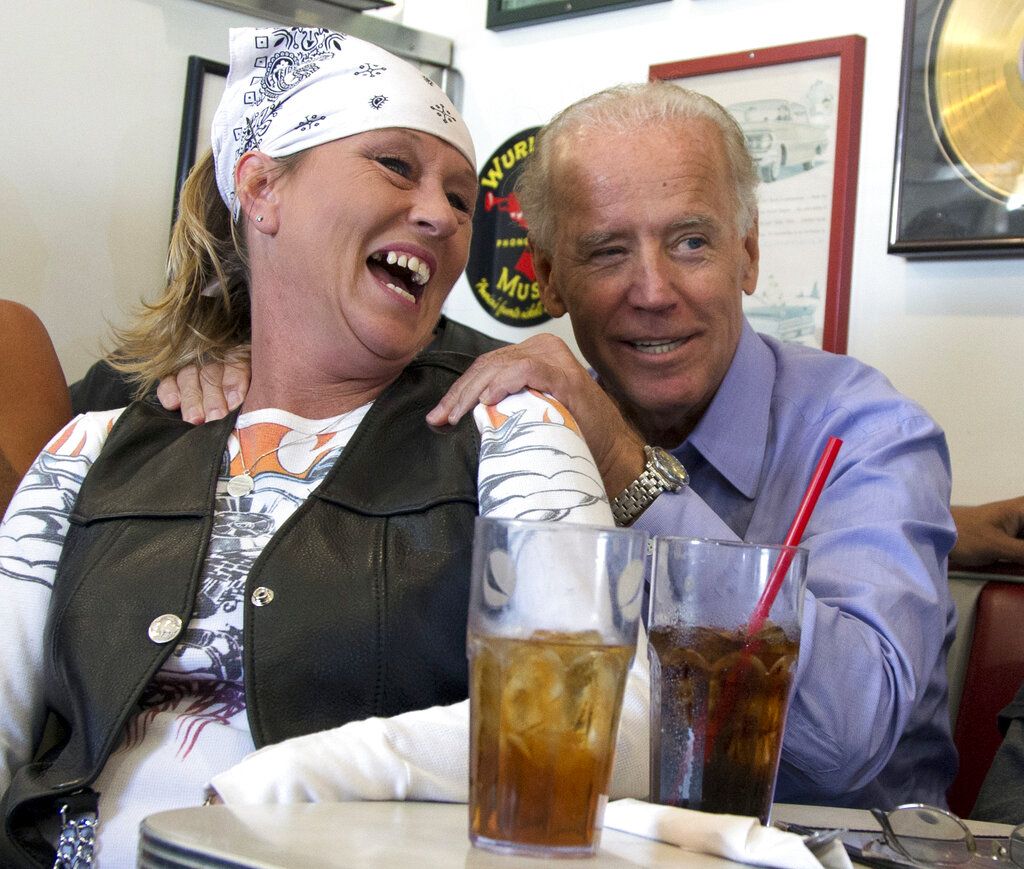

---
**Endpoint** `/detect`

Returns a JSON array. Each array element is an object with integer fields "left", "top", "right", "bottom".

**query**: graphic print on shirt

[
  {"left": 126, "top": 418, "right": 354, "bottom": 758},
  {"left": 0, "top": 415, "right": 115, "bottom": 590},
  {"left": 122, "top": 676, "right": 247, "bottom": 760},
  {"left": 476, "top": 389, "right": 609, "bottom": 521}
]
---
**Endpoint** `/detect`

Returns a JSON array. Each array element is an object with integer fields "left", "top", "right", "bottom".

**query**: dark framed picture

[
  {"left": 173, "top": 56, "right": 228, "bottom": 223},
  {"left": 486, "top": 0, "right": 668, "bottom": 31},
  {"left": 650, "top": 35, "right": 865, "bottom": 355},
  {"left": 889, "top": 0, "right": 1024, "bottom": 257}
]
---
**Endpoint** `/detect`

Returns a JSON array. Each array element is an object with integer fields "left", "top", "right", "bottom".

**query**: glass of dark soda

[{"left": 648, "top": 538, "right": 807, "bottom": 824}]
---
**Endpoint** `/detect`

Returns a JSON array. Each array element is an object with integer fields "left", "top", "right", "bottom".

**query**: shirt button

[
  {"left": 251, "top": 587, "right": 274, "bottom": 607},
  {"left": 148, "top": 614, "right": 183, "bottom": 643}
]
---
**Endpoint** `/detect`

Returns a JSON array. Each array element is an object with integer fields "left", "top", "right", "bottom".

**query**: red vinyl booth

[{"left": 947, "top": 580, "right": 1024, "bottom": 818}]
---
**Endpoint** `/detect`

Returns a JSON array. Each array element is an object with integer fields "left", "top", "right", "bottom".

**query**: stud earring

[{"left": 255, "top": 215, "right": 264, "bottom": 223}]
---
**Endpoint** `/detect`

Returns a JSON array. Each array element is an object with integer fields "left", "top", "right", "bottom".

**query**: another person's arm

[
  {"left": 0, "top": 453, "right": 19, "bottom": 518},
  {"left": 0, "top": 301, "right": 72, "bottom": 513},
  {"left": 950, "top": 498, "right": 1024, "bottom": 567},
  {"left": 427, "top": 334, "right": 648, "bottom": 499}
]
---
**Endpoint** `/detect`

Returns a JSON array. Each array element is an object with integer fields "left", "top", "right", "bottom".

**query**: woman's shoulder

[
  {"left": 43, "top": 408, "right": 127, "bottom": 460},
  {"left": 0, "top": 409, "right": 129, "bottom": 593}
]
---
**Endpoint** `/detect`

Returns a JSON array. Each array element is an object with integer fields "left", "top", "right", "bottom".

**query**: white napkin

[
  {"left": 604, "top": 800, "right": 853, "bottom": 869},
  {"left": 210, "top": 701, "right": 472, "bottom": 804}
]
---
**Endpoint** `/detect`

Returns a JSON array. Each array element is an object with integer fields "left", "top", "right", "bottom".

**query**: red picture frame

[{"left": 650, "top": 36, "right": 865, "bottom": 354}]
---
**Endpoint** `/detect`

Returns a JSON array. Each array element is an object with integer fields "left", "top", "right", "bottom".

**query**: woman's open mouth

[{"left": 368, "top": 249, "right": 433, "bottom": 303}]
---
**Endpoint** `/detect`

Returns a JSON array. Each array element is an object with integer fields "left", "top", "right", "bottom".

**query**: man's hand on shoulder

[
  {"left": 157, "top": 352, "right": 251, "bottom": 425},
  {"left": 426, "top": 333, "right": 646, "bottom": 497}
]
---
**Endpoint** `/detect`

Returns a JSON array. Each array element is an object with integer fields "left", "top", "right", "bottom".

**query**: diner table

[{"left": 137, "top": 800, "right": 1015, "bottom": 868}]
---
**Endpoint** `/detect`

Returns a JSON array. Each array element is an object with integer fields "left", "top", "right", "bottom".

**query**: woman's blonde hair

[{"left": 108, "top": 150, "right": 300, "bottom": 398}]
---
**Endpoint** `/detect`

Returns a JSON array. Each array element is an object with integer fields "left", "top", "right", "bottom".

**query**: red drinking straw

[
  {"left": 747, "top": 436, "right": 843, "bottom": 635},
  {"left": 702, "top": 436, "right": 844, "bottom": 761}
]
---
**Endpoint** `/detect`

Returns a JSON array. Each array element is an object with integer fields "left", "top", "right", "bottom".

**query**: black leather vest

[{"left": 1, "top": 351, "right": 480, "bottom": 867}]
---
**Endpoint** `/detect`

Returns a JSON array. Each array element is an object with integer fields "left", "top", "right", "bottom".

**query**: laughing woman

[{"left": 0, "top": 28, "right": 612, "bottom": 867}]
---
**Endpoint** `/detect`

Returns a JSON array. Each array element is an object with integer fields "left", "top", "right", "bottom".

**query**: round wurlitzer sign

[{"left": 466, "top": 127, "right": 548, "bottom": 327}]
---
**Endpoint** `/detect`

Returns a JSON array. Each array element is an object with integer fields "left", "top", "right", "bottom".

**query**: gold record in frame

[{"left": 927, "top": 0, "right": 1024, "bottom": 202}]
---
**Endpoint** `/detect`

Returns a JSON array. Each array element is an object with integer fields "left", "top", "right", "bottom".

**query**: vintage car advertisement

[
  {"left": 658, "top": 54, "right": 842, "bottom": 350},
  {"left": 728, "top": 98, "right": 830, "bottom": 184}
]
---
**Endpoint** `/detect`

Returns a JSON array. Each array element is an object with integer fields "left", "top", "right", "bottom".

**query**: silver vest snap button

[
  {"left": 148, "top": 614, "right": 183, "bottom": 644},
  {"left": 251, "top": 586, "right": 274, "bottom": 607}
]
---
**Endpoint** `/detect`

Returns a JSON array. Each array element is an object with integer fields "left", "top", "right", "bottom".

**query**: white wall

[
  {"left": 4, "top": 0, "right": 277, "bottom": 377},
  {"left": 3, "top": 0, "right": 1021, "bottom": 503}
]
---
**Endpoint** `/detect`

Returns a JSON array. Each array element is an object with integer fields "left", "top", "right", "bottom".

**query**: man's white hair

[{"left": 516, "top": 81, "right": 759, "bottom": 255}]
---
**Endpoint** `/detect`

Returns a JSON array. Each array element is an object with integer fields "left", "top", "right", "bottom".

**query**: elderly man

[{"left": 428, "top": 81, "right": 958, "bottom": 809}]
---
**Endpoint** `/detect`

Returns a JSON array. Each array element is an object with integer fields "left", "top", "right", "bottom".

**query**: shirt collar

[{"left": 686, "top": 319, "right": 774, "bottom": 499}]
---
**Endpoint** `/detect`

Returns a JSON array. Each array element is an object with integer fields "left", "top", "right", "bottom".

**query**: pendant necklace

[
  {"left": 226, "top": 429, "right": 282, "bottom": 497},
  {"left": 226, "top": 415, "right": 347, "bottom": 497}
]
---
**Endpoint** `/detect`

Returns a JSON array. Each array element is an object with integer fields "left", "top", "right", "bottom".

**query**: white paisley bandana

[{"left": 212, "top": 27, "right": 476, "bottom": 213}]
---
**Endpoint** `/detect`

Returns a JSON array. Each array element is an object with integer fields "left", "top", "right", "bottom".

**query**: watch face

[{"left": 650, "top": 447, "right": 688, "bottom": 487}]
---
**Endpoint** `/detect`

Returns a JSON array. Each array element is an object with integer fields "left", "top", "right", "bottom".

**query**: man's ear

[
  {"left": 235, "top": 151, "right": 282, "bottom": 235},
  {"left": 741, "top": 217, "right": 760, "bottom": 296},
  {"left": 533, "top": 243, "right": 567, "bottom": 318}
]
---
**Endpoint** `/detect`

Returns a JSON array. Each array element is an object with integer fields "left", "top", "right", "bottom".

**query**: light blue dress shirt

[{"left": 635, "top": 320, "right": 958, "bottom": 810}]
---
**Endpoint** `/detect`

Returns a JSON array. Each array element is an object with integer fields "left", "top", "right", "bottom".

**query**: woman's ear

[{"left": 235, "top": 151, "right": 281, "bottom": 235}]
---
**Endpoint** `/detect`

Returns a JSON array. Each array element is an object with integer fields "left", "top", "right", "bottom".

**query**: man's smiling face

[{"left": 535, "top": 117, "right": 759, "bottom": 444}]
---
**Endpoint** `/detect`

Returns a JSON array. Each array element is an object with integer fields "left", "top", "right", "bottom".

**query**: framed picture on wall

[
  {"left": 486, "top": 0, "right": 668, "bottom": 31},
  {"left": 889, "top": 0, "right": 1024, "bottom": 257},
  {"left": 173, "top": 55, "right": 228, "bottom": 224},
  {"left": 650, "top": 35, "right": 865, "bottom": 355}
]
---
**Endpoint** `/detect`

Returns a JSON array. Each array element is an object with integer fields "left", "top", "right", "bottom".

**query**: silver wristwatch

[{"left": 610, "top": 445, "right": 689, "bottom": 526}]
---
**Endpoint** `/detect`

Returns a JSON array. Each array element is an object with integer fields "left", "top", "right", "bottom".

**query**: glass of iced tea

[
  {"left": 648, "top": 537, "right": 807, "bottom": 825},
  {"left": 467, "top": 517, "right": 647, "bottom": 858}
]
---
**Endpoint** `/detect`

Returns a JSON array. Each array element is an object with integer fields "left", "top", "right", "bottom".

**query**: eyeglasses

[{"left": 864, "top": 804, "right": 1024, "bottom": 868}]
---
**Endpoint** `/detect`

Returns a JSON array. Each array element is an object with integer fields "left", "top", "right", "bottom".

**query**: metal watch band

[{"left": 610, "top": 446, "right": 688, "bottom": 526}]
